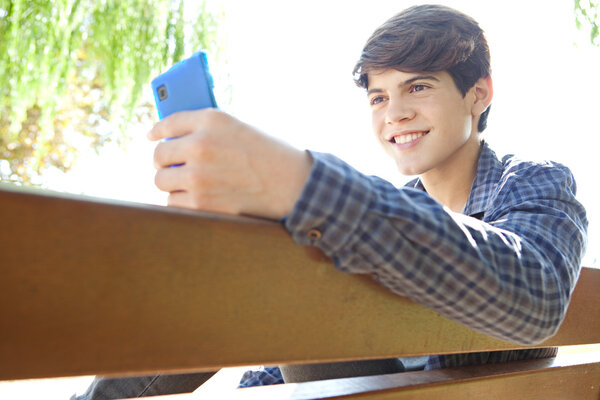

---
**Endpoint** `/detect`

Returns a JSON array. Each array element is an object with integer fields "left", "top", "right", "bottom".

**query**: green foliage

[
  {"left": 0, "top": 0, "right": 221, "bottom": 185},
  {"left": 575, "top": 0, "right": 600, "bottom": 46}
]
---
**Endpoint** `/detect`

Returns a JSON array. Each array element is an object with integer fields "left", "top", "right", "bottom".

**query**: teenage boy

[{"left": 74, "top": 4, "right": 587, "bottom": 399}]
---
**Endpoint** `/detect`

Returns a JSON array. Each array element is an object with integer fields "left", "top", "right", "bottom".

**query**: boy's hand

[{"left": 148, "top": 109, "right": 313, "bottom": 219}]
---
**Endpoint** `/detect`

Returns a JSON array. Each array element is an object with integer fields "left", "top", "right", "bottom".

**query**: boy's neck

[{"left": 420, "top": 137, "right": 482, "bottom": 213}]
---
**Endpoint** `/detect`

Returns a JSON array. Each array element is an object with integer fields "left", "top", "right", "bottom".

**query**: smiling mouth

[{"left": 389, "top": 131, "right": 429, "bottom": 145}]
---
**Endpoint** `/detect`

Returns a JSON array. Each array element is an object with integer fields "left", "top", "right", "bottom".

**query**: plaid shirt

[
  {"left": 285, "top": 141, "right": 587, "bottom": 368},
  {"left": 237, "top": 366, "right": 284, "bottom": 388},
  {"left": 239, "top": 141, "right": 588, "bottom": 386}
]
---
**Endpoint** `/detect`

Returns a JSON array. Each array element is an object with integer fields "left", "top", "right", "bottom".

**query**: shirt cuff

[{"left": 283, "top": 151, "right": 375, "bottom": 258}]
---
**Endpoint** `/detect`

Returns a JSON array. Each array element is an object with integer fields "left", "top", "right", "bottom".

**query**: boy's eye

[
  {"left": 410, "top": 84, "right": 428, "bottom": 93},
  {"left": 369, "top": 96, "right": 386, "bottom": 106}
]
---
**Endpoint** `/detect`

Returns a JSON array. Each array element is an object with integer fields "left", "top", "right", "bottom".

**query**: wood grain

[
  {"left": 1, "top": 186, "right": 598, "bottom": 381},
  {"left": 222, "top": 350, "right": 600, "bottom": 400},
  {"left": 122, "top": 351, "right": 600, "bottom": 399}
]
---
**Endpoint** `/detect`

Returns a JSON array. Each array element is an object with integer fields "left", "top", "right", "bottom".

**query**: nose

[{"left": 385, "top": 97, "right": 415, "bottom": 124}]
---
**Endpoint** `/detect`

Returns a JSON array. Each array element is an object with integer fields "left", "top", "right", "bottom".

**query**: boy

[{"left": 75, "top": 4, "right": 587, "bottom": 398}]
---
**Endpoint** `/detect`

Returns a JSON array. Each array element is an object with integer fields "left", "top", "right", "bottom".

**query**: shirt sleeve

[{"left": 284, "top": 151, "right": 588, "bottom": 346}]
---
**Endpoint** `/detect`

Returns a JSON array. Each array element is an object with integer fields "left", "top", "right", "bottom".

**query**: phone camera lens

[{"left": 157, "top": 85, "right": 168, "bottom": 101}]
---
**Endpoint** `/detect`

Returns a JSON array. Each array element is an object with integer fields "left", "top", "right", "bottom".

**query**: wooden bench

[{"left": 1, "top": 184, "right": 599, "bottom": 399}]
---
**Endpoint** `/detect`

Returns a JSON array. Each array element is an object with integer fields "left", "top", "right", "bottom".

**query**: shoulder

[
  {"left": 501, "top": 153, "right": 573, "bottom": 177},
  {"left": 483, "top": 152, "right": 586, "bottom": 226},
  {"left": 470, "top": 143, "right": 580, "bottom": 218},
  {"left": 497, "top": 154, "right": 577, "bottom": 198}
]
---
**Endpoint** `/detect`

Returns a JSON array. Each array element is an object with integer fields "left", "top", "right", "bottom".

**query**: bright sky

[{"left": 47, "top": 1, "right": 600, "bottom": 259}]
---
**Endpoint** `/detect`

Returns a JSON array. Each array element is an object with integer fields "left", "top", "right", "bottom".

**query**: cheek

[
  {"left": 371, "top": 117, "right": 377, "bottom": 133},
  {"left": 441, "top": 102, "right": 474, "bottom": 139},
  {"left": 371, "top": 111, "right": 383, "bottom": 135}
]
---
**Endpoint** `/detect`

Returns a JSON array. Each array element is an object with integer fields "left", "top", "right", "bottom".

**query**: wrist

[{"left": 256, "top": 145, "right": 313, "bottom": 220}]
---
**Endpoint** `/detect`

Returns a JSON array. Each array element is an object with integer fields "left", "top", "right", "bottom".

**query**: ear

[{"left": 471, "top": 76, "right": 493, "bottom": 116}]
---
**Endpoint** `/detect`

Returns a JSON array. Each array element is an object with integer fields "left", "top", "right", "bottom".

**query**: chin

[{"left": 395, "top": 163, "right": 423, "bottom": 177}]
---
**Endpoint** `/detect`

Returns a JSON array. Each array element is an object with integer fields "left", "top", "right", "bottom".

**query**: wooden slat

[
  {"left": 144, "top": 350, "right": 600, "bottom": 400},
  {"left": 221, "top": 350, "right": 600, "bottom": 400},
  {"left": 1, "top": 185, "right": 599, "bottom": 380}
]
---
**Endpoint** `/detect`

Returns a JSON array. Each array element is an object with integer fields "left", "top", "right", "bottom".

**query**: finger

[
  {"left": 166, "top": 191, "right": 212, "bottom": 211},
  {"left": 153, "top": 136, "right": 190, "bottom": 169},
  {"left": 166, "top": 191, "right": 190, "bottom": 208},
  {"left": 167, "top": 190, "right": 239, "bottom": 215},
  {"left": 154, "top": 164, "right": 189, "bottom": 193},
  {"left": 147, "top": 109, "right": 215, "bottom": 141}
]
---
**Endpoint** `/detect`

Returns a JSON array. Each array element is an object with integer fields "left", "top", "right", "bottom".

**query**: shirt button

[{"left": 307, "top": 228, "right": 322, "bottom": 240}]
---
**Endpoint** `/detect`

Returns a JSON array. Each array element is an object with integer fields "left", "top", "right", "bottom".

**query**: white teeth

[{"left": 393, "top": 132, "right": 425, "bottom": 144}]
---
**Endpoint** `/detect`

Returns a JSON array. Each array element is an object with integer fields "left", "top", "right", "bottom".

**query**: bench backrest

[{"left": 1, "top": 185, "right": 598, "bottom": 398}]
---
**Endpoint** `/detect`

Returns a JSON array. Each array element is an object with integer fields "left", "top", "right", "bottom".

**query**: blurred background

[{"left": 0, "top": 0, "right": 599, "bottom": 398}]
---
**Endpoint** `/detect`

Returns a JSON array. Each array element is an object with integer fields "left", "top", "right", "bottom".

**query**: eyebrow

[{"left": 367, "top": 75, "right": 440, "bottom": 96}]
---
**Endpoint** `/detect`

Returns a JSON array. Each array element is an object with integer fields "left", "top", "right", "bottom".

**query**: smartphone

[{"left": 151, "top": 51, "right": 218, "bottom": 120}]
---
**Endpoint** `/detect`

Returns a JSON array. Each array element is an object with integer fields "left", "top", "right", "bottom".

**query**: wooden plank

[
  {"left": 1, "top": 186, "right": 599, "bottom": 380},
  {"left": 152, "top": 350, "right": 600, "bottom": 400}
]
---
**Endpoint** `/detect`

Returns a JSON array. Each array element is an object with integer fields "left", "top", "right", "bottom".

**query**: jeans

[
  {"left": 72, "top": 358, "right": 408, "bottom": 399},
  {"left": 71, "top": 372, "right": 216, "bottom": 399}
]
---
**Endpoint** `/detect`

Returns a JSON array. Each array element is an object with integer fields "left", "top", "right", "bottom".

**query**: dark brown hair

[{"left": 353, "top": 5, "right": 492, "bottom": 132}]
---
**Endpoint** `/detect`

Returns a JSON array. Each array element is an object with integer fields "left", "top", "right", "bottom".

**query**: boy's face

[{"left": 367, "top": 69, "right": 483, "bottom": 177}]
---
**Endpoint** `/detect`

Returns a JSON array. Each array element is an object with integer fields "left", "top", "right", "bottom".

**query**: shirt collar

[
  {"left": 463, "top": 141, "right": 503, "bottom": 217},
  {"left": 404, "top": 141, "right": 503, "bottom": 218}
]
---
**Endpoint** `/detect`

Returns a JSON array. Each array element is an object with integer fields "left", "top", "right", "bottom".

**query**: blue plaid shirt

[{"left": 239, "top": 141, "right": 588, "bottom": 385}]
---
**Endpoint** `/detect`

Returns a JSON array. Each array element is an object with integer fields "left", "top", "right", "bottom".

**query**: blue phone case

[{"left": 151, "top": 51, "right": 218, "bottom": 120}]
